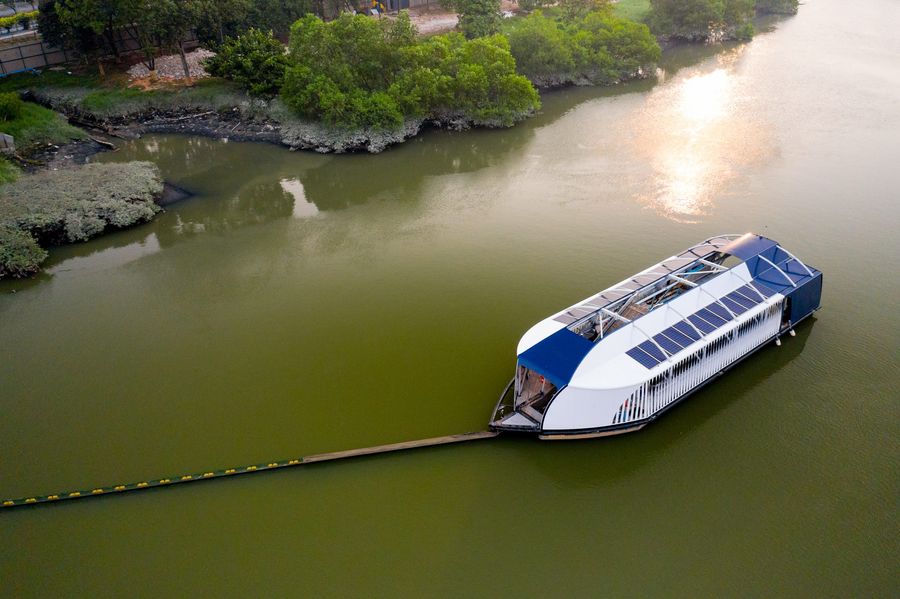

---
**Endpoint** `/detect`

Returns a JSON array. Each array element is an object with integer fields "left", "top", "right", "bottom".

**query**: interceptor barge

[{"left": 490, "top": 233, "right": 822, "bottom": 439}]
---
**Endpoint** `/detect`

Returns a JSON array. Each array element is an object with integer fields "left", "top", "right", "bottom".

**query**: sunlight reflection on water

[{"left": 633, "top": 45, "right": 775, "bottom": 222}]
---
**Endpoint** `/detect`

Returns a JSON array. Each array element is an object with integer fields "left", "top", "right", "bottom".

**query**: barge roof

[{"left": 517, "top": 233, "right": 820, "bottom": 391}]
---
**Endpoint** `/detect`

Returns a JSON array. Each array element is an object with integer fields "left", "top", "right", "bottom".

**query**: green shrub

[
  {"left": 558, "top": 0, "right": 611, "bottom": 20},
  {"left": 0, "top": 225, "right": 47, "bottom": 279},
  {"left": 456, "top": 0, "right": 502, "bottom": 39},
  {"left": 0, "top": 156, "right": 20, "bottom": 185},
  {"left": 517, "top": 0, "right": 550, "bottom": 11},
  {"left": 204, "top": 29, "right": 290, "bottom": 98},
  {"left": 735, "top": 21, "right": 754, "bottom": 40},
  {"left": 281, "top": 13, "right": 540, "bottom": 130},
  {"left": 0, "top": 10, "right": 38, "bottom": 31},
  {"left": 756, "top": 0, "right": 798, "bottom": 15},
  {"left": 506, "top": 11, "right": 577, "bottom": 81},
  {"left": 506, "top": 11, "right": 660, "bottom": 87},
  {"left": 0, "top": 92, "right": 24, "bottom": 122},
  {"left": 0, "top": 162, "right": 163, "bottom": 278},
  {"left": 649, "top": 0, "right": 756, "bottom": 40}
]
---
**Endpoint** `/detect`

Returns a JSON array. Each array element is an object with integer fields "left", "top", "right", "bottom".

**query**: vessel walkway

[{"left": 2, "top": 431, "right": 498, "bottom": 509}]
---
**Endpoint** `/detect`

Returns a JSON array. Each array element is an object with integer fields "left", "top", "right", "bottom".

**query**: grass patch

[
  {"left": 612, "top": 0, "right": 651, "bottom": 22},
  {"left": 0, "top": 101, "right": 85, "bottom": 148},
  {"left": 0, "top": 70, "right": 101, "bottom": 93},
  {"left": 0, "top": 161, "right": 163, "bottom": 278},
  {"left": 80, "top": 87, "right": 158, "bottom": 114},
  {"left": 36, "top": 78, "right": 254, "bottom": 120},
  {"left": 0, "top": 156, "right": 20, "bottom": 184},
  {"left": 0, "top": 70, "right": 255, "bottom": 121}
]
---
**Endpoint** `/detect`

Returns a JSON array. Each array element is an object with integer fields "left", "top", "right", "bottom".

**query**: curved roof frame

[
  {"left": 757, "top": 255, "right": 797, "bottom": 288},
  {"left": 776, "top": 245, "right": 815, "bottom": 277},
  {"left": 554, "top": 234, "right": 753, "bottom": 328}
]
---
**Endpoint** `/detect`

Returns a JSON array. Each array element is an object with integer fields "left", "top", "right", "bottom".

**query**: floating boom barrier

[{"left": 1, "top": 431, "right": 498, "bottom": 510}]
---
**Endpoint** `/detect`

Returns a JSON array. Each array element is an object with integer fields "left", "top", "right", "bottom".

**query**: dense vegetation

[
  {"left": 0, "top": 162, "right": 163, "bottom": 278},
  {"left": 0, "top": 9, "right": 38, "bottom": 31},
  {"left": 0, "top": 158, "right": 19, "bottom": 185},
  {"left": 194, "top": 0, "right": 320, "bottom": 41},
  {"left": 0, "top": 92, "right": 24, "bottom": 122},
  {"left": 647, "top": 0, "right": 797, "bottom": 40},
  {"left": 280, "top": 13, "right": 540, "bottom": 130},
  {"left": 756, "top": 0, "right": 798, "bottom": 15},
  {"left": 505, "top": 10, "right": 660, "bottom": 87},
  {"left": 442, "top": 0, "right": 502, "bottom": 39},
  {"left": 204, "top": 29, "right": 290, "bottom": 98},
  {"left": 38, "top": 0, "right": 319, "bottom": 72}
]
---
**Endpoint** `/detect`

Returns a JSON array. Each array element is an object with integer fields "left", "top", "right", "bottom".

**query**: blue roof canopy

[
  {"left": 517, "top": 328, "right": 595, "bottom": 388},
  {"left": 721, "top": 234, "right": 778, "bottom": 261}
]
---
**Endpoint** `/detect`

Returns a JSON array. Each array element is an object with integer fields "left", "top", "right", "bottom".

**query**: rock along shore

[{"left": 23, "top": 88, "right": 532, "bottom": 155}]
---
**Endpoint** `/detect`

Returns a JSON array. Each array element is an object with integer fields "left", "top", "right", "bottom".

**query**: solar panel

[
  {"left": 638, "top": 341, "right": 666, "bottom": 362},
  {"left": 748, "top": 282, "right": 776, "bottom": 298},
  {"left": 627, "top": 346, "right": 660, "bottom": 368},
  {"left": 729, "top": 291, "right": 757, "bottom": 309},
  {"left": 688, "top": 314, "right": 717, "bottom": 334},
  {"left": 654, "top": 333, "right": 682, "bottom": 355},
  {"left": 721, "top": 296, "right": 748, "bottom": 315},
  {"left": 706, "top": 303, "right": 734, "bottom": 322},
  {"left": 664, "top": 327, "right": 695, "bottom": 347},
  {"left": 697, "top": 308, "right": 727, "bottom": 327},
  {"left": 672, "top": 320, "right": 701, "bottom": 341}
]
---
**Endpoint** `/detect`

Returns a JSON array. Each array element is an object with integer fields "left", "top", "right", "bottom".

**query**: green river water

[{"left": 1, "top": 1, "right": 897, "bottom": 596}]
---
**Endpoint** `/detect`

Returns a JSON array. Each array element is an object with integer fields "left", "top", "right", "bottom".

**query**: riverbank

[
  {"left": 24, "top": 90, "right": 490, "bottom": 154},
  {"left": 0, "top": 161, "right": 163, "bottom": 278},
  {"left": 8, "top": 67, "right": 638, "bottom": 158}
]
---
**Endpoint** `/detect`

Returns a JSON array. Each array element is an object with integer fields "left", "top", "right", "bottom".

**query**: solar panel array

[{"left": 625, "top": 283, "right": 776, "bottom": 369}]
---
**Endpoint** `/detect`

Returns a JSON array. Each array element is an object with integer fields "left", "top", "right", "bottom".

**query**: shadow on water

[{"left": 514, "top": 318, "right": 816, "bottom": 488}]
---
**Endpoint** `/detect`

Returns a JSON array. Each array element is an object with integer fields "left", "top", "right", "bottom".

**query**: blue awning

[
  {"left": 720, "top": 234, "right": 778, "bottom": 261},
  {"left": 517, "top": 328, "right": 595, "bottom": 388}
]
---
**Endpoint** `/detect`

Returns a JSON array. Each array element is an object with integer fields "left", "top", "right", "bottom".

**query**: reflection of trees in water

[
  {"left": 108, "top": 123, "right": 538, "bottom": 245},
  {"left": 524, "top": 320, "right": 815, "bottom": 489},
  {"left": 155, "top": 180, "right": 295, "bottom": 249},
  {"left": 299, "top": 126, "right": 535, "bottom": 211}
]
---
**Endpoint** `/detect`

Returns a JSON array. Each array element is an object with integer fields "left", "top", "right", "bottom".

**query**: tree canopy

[
  {"left": 755, "top": 0, "right": 798, "bottom": 15},
  {"left": 280, "top": 12, "right": 540, "bottom": 130},
  {"left": 649, "top": 0, "right": 756, "bottom": 40},
  {"left": 506, "top": 10, "right": 660, "bottom": 87},
  {"left": 41, "top": 0, "right": 321, "bottom": 63},
  {"left": 204, "top": 28, "right": 290, "bottom": 98},
  {"left": 443, "top": 0, "right": 502, "bottom": 39}
]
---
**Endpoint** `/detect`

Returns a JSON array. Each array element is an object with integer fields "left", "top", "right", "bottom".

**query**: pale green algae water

[{"left": 1, "top": 0, "right": 898, "bottom": 595}]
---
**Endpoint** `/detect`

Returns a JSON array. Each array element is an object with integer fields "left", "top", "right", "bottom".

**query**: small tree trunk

[
  {"left": 104, "top": 30, "right": 120, "bottom": 59},
  {"left": 178, "top": 41, "right": 191, "bottom": 81}
]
